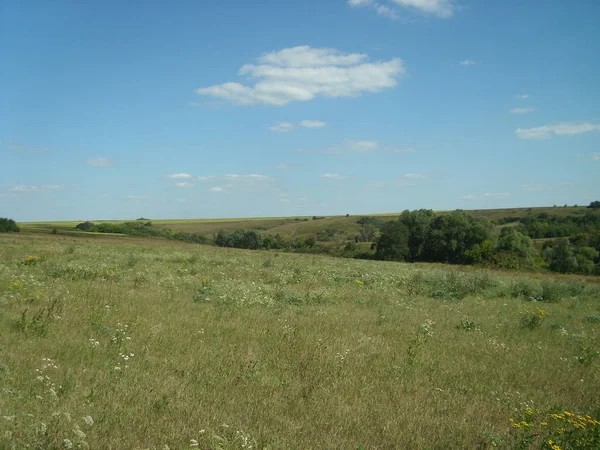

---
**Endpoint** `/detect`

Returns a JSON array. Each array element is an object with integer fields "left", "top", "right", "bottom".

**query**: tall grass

[{"left": 1, "top": 234, "right": 599, "bottom": 448}]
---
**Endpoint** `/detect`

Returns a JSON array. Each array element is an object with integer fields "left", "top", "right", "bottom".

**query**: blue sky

[{"left": 1, "top": 0, "right": 599, "bottom": 222}]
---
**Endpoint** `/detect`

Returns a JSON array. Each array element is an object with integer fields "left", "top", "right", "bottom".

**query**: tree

[
  {"left": 496, "top": 227, "right": 535, "bottom": 258},
  {"left": 0, "top": 218, "right": 20, "bottom": 232},
  {"left": 75, "top": 221, "right": 96, "bottom": 231},
  {"left": 421, "top": 211, "right": 493, "bottom": 264},
  {"left": 544, "top": 238, "right": 578, "bottom": 273},
  {"left": 588, "top": 201, "right": 600, "bottom": 209},
  {"left": 398, "top": 209, "right": 434, "bottom": 262},
  {"left": 574, "top": 246, "right": 599, "bottom": 275},
  {"left": 357, "top": 223, "right": 376, "bottom": 242},
  {"left": 374, "top": 221, "right": 409, "bottom": 261}
]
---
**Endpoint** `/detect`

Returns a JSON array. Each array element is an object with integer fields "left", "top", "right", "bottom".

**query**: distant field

[
  {"left": 1, "top": 233, "right": 599, "bottom": 448},
  {"left": 18, "top": 206, "right": 592, "bottom": 243}
]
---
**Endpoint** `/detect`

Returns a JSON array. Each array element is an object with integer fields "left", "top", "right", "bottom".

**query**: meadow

[{"left": 1, "top": 232, "right": 599, "bottom": 449}]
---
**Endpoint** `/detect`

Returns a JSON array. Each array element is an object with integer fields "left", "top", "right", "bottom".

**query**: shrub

[
  {"left": 509, "top": 278, "right": 542, "bottom": 300},
  {"left": 519, "top": 307, "right": 549, "bottom": 329},
  {"left": 0, "top": 217, "right": 20, "bottom": 232}
]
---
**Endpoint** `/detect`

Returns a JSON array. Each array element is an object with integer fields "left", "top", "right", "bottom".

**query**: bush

[
  {"left": 509, "top": 278, "right": 542, "bottom": 299},
  {"left": 0, "top": 217, "right": 20, "bottom": 232}
]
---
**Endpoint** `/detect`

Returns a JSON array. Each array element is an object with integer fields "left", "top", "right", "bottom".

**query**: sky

[{"left": 1, "top": 0, "right": 599, "bottom": 222}]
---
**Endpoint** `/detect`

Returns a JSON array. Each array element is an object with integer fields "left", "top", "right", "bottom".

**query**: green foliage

[
  {"left": 465, "top": 239, "right": 495, "bottom": 264},
  {"left": 456, "top": 319, "right": 480, "bottom": 331},
  {"left": 214, "top": 229, "right": 264, "bottom": 250},
  {"left": 519, "top": 307, "right": 549, "bottom": 329},
  {"left": 0, "top": 217, "right": 20, "bottom": 232},
  {"left": 76, "top": 221, "right": 211, "bottom": 245},
  {"left": 374, "top": 220, "right": 409, "bottom": 261},
  {"left": 356, "top": 223, "right": 376, "bottom": 242},
  {"left": 588, "top": 200, "right": 600, "bottom": 209},
  {"left": 423, "top": 211, "right": 493, "bottom": 264},
  {"left": 356, "top": 216, "right": 385, "bottom": 228},
  {"left": 510, "top": 278, "right": 542, "bottom": 299},
  {"left": 398, "top": 209, "right": 434, "bottom": 262},
  {"left": 544, "top": 238, "right": 581, "bottom": 274}
]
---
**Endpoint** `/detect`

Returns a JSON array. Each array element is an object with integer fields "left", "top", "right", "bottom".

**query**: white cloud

[
  {"left": 348, "top": 0, "right": 454, "bottom": 19},
  {"left": 175, "top": 182, "right": 194, "bottom": 188},
  {"left": 462, "top": 194, "right": 477, "bottom": 200},
  {"left": 484, "top": 193, "right": 511, "bottom": 198},
  {"left": 460, "top": 59, "right": 476, "bottom": 66},
  {"left": 516, "top": 122, "right": 600, "bottom": 140},
  {"left": 269, "top": 122, "right": 295, "bottom": 132},
  {"left": 167, "top": 173, "right": 193, "bottom": 179},
  {"left": 510, "top": 107, "right": 535, "bottom": 115},
  {"left": 521, "top": 184, "right": 549, "bottom": 191},
  {"left": 297, "top": 140, "right": 415, "bottom": 154},
  {"left": 592, "top": 152, "right": 600, "bottom": 161},
  {"left": 375, "top": 4, "right": 400, "bottom": 19},
  {"left": 269, "top": 120, "right": 326, "bottom": 132},
  {"left": 404, "top": 173, "right": 427, "bottom": 180},
  {"left": 86, "top": 157, "right": 112, "bottom": 167},
  {"left": 321, "top": 173, "right": 347, "bottom": 179},
  {"left": 299, "top": 120, "right": 326, "bottom": 128},
  {"left": 10, "top": 185, "right": 62, "bottom": 193},
  {"left": 391, "top": 0, "right": 454, "bottom": 17},
  {"left": 515, "top": 94, "right": 529, "bottom": 99},
  {"left": 196, "top": 174, "right": 274, "bottom": 193},
  {"left": 197, "top": 46, "right": 405, "bottom": 106}
]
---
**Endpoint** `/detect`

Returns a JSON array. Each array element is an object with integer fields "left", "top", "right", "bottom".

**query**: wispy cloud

[
  {"left": 86, "top": 157, "right": 113, "bottom": 167},
  {"left": 269, "top": 122, "right": 295, "bottom": 132},
  {"left": 196, "top": 46, "right": 404, "bottom": 106},
  {"left": 7, "top": 143, "right": 50, "bottom": 152},
  {"left": 348, "top": 0, "right": 454, "bottom": 19},
  {"left": 321, "top": 173, "right": 348, "bottom": 180},
  {"left": 404, "top": 173, "right": 427, "bottom": 180},
  {"left": 124, "top": 195, "right": 147, "bottom": 200},
  {"left": 521, "top": 184, "right": 549, "bottom": 191},
  {"left": 297, "top": 140, "right": 416, "bottom": 154},
  {"left": 167, "top": 173, "right": 193, "bottom": 179},
  {"left": 510, "top": 107, "right": 535, "bottom": 115},
  {"left": 175, "top": 182, "right": 194, "bottom": 188},
  {"left": 299, "top": 120, "right": 326, "bottom": 128},
  {"left": 592, "top": 152, "right": 600, "bottom": 161},
  {"left": 463, "top": 192, "right": 511, "bottom": 200},
  {"left": 209, "top": 187, "right": 225, "bottom": 192},
  {"left": 515, "top": 93, "right": 529, "bottom": 99},
  {"left": 484, "top": 192, "right": 511, "bottom": 198},
  {"left": 460, "top": 59, "right": 476, "bottom": 66},
  {"left": 10, "top": 185, "right": 62, "bottom": 193},
  {"left": 269, "top": 120, "right": 326, "bottom": 132},
  {"left": 516, "top": 122, "right": 600, "bottom": 140},
  {"left": 366, "top": 173, "right": 427, "bottom": 189}
]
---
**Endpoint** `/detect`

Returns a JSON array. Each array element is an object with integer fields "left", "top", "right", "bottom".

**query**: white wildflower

[
  {"left": 63, "top": 439, "right": 74, "bottom": 449},
  {"left": 73, "top": 428, "right": 86, "bottom": 439},
  {"left": 82, "top": 415, "right": 94, "bottom": 426},
  {"left": 190, "top": 439, "right": 199, "bottom": 447}
]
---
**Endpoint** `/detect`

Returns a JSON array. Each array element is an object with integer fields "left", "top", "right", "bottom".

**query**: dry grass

[{"left": 1, "top": 234, "right": 599, "bottom": 449}]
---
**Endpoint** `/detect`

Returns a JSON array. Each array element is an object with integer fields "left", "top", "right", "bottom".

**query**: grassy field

[{"left": 1, "top": 233, "right": 599, "bottom": 449}]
